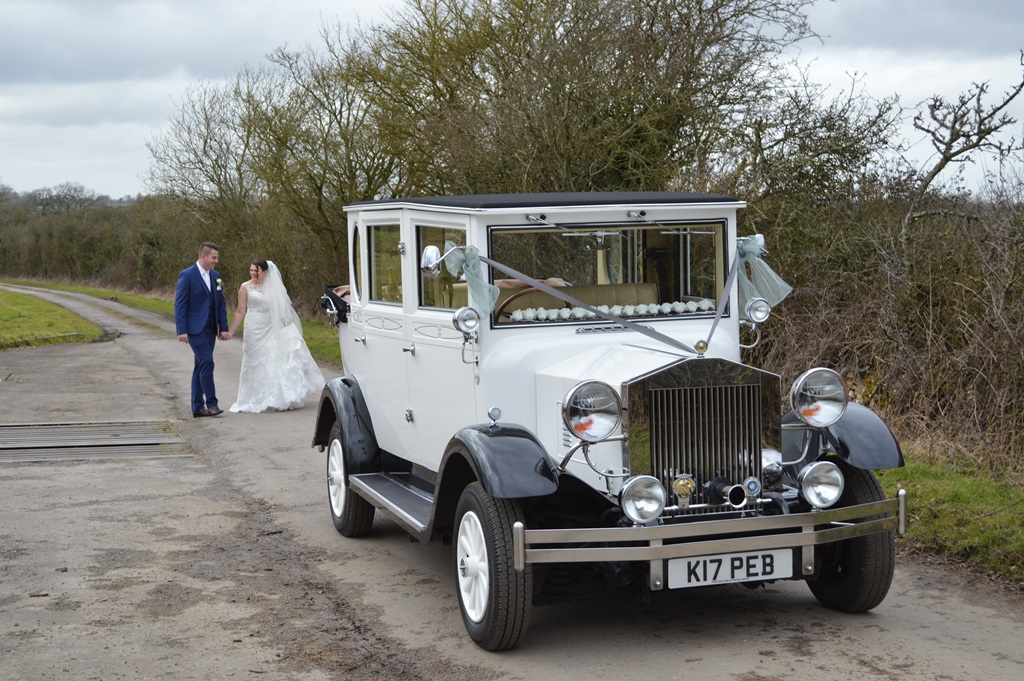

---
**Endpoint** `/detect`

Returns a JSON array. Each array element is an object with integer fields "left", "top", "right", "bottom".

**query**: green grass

[
  {"left": 0, "top": 289, "right": 107, "bottom": 349},
  {"left": 302, "top": 318, "right": 342, "bottom": 366},
  {"left": 2, "top": 278, "right": 175, "bottom": 317},
  {"left": 878, "top": 458, "right": 1024, "bottom": 585}
]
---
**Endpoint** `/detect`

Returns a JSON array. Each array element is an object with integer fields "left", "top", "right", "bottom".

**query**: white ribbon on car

[
  {"left": 443, "top": 241, "right": 500, "bottom": 312},
  {"left": 737, "top": 234, "right": 792, "bottom": 311}
]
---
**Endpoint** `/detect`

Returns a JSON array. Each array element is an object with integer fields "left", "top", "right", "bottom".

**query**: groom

[{"left": 175, "top": 242, "right": 232, "bottom": 417}]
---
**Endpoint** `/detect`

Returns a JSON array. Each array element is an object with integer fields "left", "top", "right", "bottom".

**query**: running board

[{"left": 348, "top": 473, "right": 433, "bottom": 538}]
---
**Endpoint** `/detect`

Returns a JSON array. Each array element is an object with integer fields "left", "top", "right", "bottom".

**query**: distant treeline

[
  {"left": 2, "top": 0, "right": 1023, "bottom": 479},
  {"left": 0, "top": 186, "right": 337, "bottom": 315}
]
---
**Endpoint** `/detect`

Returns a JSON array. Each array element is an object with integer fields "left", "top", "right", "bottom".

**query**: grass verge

[
  {"left": 302, "top": 319, "right": 342, "bottom": 366},
  {"left": 0, "top": 289, "right": 107, "bottom": 349},
  {"left": 2, "top": 278, "right": 175, "bottom": 316},
  {"left": 879, "top": 456, "right": 1024, "bottom": 588}
]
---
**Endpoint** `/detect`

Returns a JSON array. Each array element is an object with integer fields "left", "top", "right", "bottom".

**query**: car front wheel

[
  {"left": 808, "top": 459, "right": 896, "bottom": 613},
  {"left": 454, "top": 482, "right": 532, "bottom": 650},
  {"left": 327, "top": 420, "right": 374, "bottom": 537}
]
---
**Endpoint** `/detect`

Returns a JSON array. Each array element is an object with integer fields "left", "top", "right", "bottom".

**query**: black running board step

[{"left": 349, "top": 473, "right": 433, "bottom": 535}]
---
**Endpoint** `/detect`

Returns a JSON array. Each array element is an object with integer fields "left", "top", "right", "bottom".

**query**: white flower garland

[{"left": 508, "top": 299, "right": 715, "bottom": 323}]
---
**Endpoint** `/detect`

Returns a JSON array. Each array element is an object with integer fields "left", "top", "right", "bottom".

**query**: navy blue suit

[{"left": 175, "top": 264, "right": 229, "bottom": 413}]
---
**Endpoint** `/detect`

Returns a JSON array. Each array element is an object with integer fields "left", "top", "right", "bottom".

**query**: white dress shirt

[{"left": 196, "top": 262, "right": 211, "bottom": 290}]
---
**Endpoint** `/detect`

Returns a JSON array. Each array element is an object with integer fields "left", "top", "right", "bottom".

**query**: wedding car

[{"left": 313, "top": 192, "right": 907, "bottom": 650}]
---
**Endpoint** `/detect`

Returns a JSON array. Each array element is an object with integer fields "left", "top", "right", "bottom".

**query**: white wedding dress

[{"left": 229, "top": 277, "right": 325, "bottom": 413}]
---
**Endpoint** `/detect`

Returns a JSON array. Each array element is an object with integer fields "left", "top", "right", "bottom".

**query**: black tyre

[
  {"left": 327, "top": 420, "right": 374, "bottom": 537},
  {"left": 454, "top": 482, "right": 532, "bottom": 651},
  {"left": 808, "top": 460, "right": 896, "bottom": 613}
]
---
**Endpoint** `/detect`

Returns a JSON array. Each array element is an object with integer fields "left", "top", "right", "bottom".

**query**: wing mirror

[
  {"left": 420, "top": 245, "right": 442, "bottom": 279},
  {"left": 421, "top": 244, "right": 468, "bottom": 279}
]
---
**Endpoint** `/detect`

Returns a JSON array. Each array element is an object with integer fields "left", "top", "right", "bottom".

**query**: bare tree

[
  {"left": 245, "top": 32, "right": 404, "bottom": 262},
  {"left": 25, "top": 182, "right": 101, "bottom": 216},
  {"left": 0, "top": 180, "right": 14, "bottom": 205},
  {"left": 145, "top": 78, "right": 266, "bottom": 237},
  {"left": 352, "top": 0, "right": 820, "bottom": 194},
  {"left": 723, "top": 70, "right": 900, "bottom": 206},
  {"left": 901, "top": 52, "right": 1024, "bottom": 243}
]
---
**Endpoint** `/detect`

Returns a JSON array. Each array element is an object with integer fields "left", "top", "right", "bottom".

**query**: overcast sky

[{"left": 1, "top": 0, "right": 1022, "bottom": 198}]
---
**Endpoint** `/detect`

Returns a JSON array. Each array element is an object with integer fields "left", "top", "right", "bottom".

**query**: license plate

[{"left": 667, "top": 549, "right": 793, "bottom": 589}]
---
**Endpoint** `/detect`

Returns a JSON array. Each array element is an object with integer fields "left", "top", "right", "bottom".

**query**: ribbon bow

[
  {"left": 737, "top": 234, "right": 792, "bottom": 310},
  {"left": 443, "top": 241, "right": 500, "bottom": 313}
]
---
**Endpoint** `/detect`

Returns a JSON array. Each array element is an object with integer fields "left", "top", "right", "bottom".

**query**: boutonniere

[{"left": 216, "top": 278, "right": 223, "bottom": 291}]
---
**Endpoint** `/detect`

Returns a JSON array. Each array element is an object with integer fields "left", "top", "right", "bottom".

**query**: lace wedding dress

[{"left": 229, "top": 271, "right": 325, "bottom": 413}]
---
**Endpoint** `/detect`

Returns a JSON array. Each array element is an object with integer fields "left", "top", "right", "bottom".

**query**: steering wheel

[{"left": 495, "top": 287, "right": 542, "bottom": 318}]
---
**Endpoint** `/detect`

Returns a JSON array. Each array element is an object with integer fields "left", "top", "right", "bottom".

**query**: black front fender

[
  {"left": 824, "top": 402, "right": 903, "bottom": 469},
  {"left": 443, "top": 424, "right": 559, "bottom": 499},
  {"left": 783, "top": 403, "right": 903, "bottom": 470}
]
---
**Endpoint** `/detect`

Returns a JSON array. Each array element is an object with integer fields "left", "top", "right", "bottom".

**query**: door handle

[{"left": 402, "top": 343, "right": 416, "bottom": 356}]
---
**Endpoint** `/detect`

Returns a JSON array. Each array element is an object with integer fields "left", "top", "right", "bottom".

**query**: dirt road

[{"left": 1, "top": 283, "right": 1022, "bottom": 680}]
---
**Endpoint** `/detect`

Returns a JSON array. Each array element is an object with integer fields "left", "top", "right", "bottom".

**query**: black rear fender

[{"left": 311, "top": 376, "right": 381, "bottom": 475}]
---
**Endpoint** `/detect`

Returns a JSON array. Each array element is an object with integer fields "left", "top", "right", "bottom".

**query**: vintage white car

[{"left": 313, "top": 192, "right": 907, "bottom": 650}]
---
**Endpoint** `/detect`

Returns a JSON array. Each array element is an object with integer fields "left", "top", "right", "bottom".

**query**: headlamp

[
  {"left": 798, "top": 460, "right": 845, "bottom": 509},
  {"left": 562, "top": 381, "right": 621, "bottom": 443},
  {"left": 619, "top": 476, "right": 667, "bottom": 524},
  {"left": 790, "top": 368, "right": 848, "bottom": 428}
]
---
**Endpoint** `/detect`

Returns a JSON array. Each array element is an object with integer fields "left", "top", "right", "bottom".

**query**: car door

[
  {"left": 346, "top": 220, "right": 410, "bottom": 457},
  {"left": 400, "top": 221, "right": 478, "bottom": 470}
]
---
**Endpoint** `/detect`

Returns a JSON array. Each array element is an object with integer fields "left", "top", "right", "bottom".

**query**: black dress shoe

[
  {"left": 206, "top": 406, "right": 224, "bottom": 416},
  {"left": 193, "top": 408, "right": 211, "bottom": 418}
]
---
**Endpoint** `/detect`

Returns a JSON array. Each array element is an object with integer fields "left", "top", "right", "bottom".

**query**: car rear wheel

[
  {"left": 454, "top": 482, "right": 532, "bottom": 650},
  {"left": 808, "top": 460, "right": 895, "bottom": 613},
  {"left": 327, "top": 420, "right": 374, "bottom": 537}
]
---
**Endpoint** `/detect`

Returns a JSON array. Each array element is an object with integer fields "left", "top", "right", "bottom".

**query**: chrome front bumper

[{"left": 513, "top": 489, "right": 907, "bottom": 591}]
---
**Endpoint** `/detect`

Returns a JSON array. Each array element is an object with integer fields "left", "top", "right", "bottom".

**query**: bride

[{"left": 228, "top": 260, "right": 325, "bottom": 413}]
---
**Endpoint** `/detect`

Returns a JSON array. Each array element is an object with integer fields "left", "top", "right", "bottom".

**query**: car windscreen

[{"left": 488, "top": 221, "right": 726, "bottom": 325}]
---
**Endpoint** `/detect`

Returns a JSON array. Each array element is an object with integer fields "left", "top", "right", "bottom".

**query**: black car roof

[{"left": 348, "top": 191, "right": 739, "bottom": 210}]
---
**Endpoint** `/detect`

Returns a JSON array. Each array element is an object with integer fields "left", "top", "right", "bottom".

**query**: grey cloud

[
  {"left": 0, "top": 79, "right": 184, "bottom": 128},
  {"left": 808, "top": 0, "right": 1024, "bottom": 57},
  {"left": 0, "top": 0, "right": 323, "bottom": 85}
]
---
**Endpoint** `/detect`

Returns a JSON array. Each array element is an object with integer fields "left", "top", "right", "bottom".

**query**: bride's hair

[{"left": 251, "top": 259, "right": 269, "bottom": 272}]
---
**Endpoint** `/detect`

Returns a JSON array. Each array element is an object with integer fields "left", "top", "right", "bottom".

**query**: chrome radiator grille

[
  {"left": 649, "top": 384, "right": 761, "bottom": 505},
  {"left": 624, "top": 358, "right": 782, "bottom": 510}
]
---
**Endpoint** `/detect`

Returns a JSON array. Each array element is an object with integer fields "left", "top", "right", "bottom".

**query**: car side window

[
  {"left": 350, "top": 223, "right": 362, "bottom": 303},
  {"left": 417, "top": 225, "right": 466, "bottom": 310},
  {"left": 370, "top": 224, "right": 402, "bottom": 304}
]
